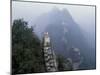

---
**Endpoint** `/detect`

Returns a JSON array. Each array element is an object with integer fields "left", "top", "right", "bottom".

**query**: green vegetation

[
  {"left": 57, "top": 55, "right": 73, "bottom": 71},
  {"left": 12, "top": 19, "right": 73, "bottom": 74},
  {"left": 12, "top": 19, "right": 45, "bottom": 74}
]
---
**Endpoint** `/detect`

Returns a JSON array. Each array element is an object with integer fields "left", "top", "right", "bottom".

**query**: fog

[
  {"left": 12, "top": 2, "right": 95, "bottom": 28},
  {"left": 12, "top": 1, "right": 95, "bottom": 47},
  {"left": 12, "top": 1, "right": 96, "bottom": 69}
]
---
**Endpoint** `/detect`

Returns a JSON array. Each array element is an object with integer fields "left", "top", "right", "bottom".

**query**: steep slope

[{"left": 34, "top": 7, "right": 96, "bottom": 70}]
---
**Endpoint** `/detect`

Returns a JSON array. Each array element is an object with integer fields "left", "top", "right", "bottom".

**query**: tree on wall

[{"left": 57, "top": 54, "right": 73, "bottom": 71}]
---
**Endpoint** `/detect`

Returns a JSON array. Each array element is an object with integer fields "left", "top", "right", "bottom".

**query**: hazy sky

[{"left": 12, "top": 1, "right": 95, "bottom": 34}]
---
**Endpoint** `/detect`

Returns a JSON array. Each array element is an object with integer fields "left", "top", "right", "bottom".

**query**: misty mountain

[{"left": 34, "top": 7, "right": 96, "bottom": 70}]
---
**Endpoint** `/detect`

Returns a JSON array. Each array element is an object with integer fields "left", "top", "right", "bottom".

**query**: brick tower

[{"left": 43, "top": 32, "right": 58, "bottom": 72}]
